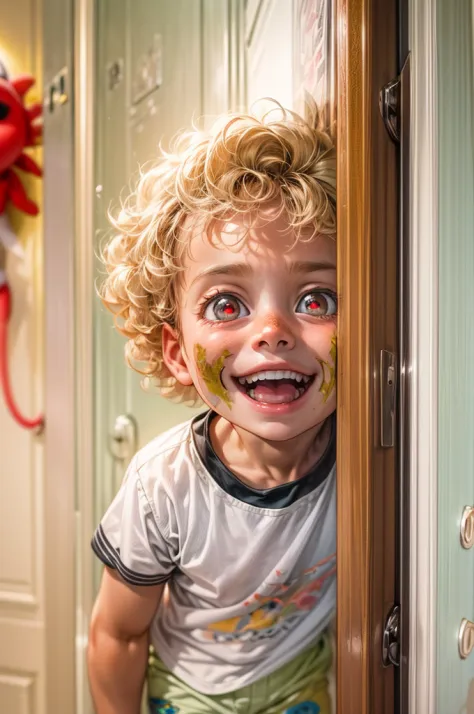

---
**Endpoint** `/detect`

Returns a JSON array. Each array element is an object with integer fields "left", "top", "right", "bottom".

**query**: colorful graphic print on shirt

[
  {"left": 149, "top": 698, "right": 180, "bottom": 714},
  {"left": 203, "top": 552, "right": 336, "bottom": 643},
  {"left": 284, "top": 704, "right": 321, "bottom": 714}
]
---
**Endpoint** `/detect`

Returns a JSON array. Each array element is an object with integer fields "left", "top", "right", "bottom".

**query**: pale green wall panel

[{"left": 437, "top": 0, "right": 474, "bottom": 710}]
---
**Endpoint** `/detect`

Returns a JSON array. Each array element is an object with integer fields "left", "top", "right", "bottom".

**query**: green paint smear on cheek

[
  {"left": 317, "top": 334, "right": 337, "bottom": 403},
  {"left": 194, "top": 344, "right": 232, "bottom": 409}
]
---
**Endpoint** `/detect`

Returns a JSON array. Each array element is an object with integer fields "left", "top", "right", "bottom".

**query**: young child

[{"left": 88, "top": 102, "right": 337, "bottom": 714}]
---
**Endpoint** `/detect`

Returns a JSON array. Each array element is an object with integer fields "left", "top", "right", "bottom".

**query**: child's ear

[{"left": 162, "top": 323, "right": 194, "bottom": 386}]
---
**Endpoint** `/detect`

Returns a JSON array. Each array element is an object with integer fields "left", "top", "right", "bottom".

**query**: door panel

[{"left": 436, "top": 0, "right": 474, "bottom": 710}]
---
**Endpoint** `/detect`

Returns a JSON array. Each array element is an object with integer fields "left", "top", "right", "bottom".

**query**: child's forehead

[
  {"left": 177, "top": 211, "right": 336, "bottom": 291},
  {"left": 180, "top": 209, "right": 320, "bottom": 263}
]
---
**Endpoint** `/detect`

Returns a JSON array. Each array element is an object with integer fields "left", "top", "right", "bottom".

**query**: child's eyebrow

[
  {"left": 190, "top": 263, "right": 252, "bottom": 286},
  {"left": 189, "top": 260, "right": 336, "bottom": 289},
  {"left": 289, "top": 260, "right": 336, "bottom": 274}
]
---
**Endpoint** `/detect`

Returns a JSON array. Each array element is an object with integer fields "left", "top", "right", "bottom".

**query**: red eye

[
  {"left": 296, "top": 291, "right": 338, "bottom": 317},
  {"left": 204, "top": 295, "right": 250, "bottom": 322}
]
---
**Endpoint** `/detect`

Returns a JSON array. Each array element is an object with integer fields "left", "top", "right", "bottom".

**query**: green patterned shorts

[{"left": 147, "top": 632, "right": 332, "bottom": 714}]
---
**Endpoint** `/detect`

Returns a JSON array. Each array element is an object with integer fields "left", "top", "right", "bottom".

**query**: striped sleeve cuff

[{"left": 91, "top": 525, "right": 170, "bottom": 586}]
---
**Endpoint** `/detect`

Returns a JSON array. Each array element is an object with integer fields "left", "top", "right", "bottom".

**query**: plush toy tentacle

[
  {"left": 29, "top": 124, "right": 43, "bottom": 144},
  {"left": 15, "top": 153, "right": 42, "bottom": 177},
  {"left": 0, "top": 177, "right": 8, "bottom": 214},
  {"left": 8, "top": 170, "right": 39, "bottom": 216},
  {"left": 11, "top": 75, "right": 35, "bottom": 98},
  {"left": 27, "top": 103, "right": 42, "bottom": 122}
]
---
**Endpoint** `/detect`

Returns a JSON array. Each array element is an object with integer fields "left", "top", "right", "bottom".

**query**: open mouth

[{"left": 233, "top": 370, "right": 315, "bottom": 404}]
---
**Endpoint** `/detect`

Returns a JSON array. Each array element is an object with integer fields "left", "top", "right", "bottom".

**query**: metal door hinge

[
  {"left": 382, "top": 604, "right": 401, "bottom": 667},
  {"left": 379, "top": 78, "right": 401, "bottom": 143},
  {"left": 107, "top": 59, "right": 124, "bottom": 91}
]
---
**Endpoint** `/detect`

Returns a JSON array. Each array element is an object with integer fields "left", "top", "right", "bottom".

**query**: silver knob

[
  {"left": 460, "top": 506, "right": 474, "bottom": 549},
  {"left": 109, "top": 414, "right": 138, "bottom": 461},
  {"left": 459, "top": 619, "right": 474, "bottom": 659}
]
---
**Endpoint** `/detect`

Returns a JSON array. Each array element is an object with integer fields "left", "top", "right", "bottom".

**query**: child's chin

[{"left": 238, "top": 416, "right": 323, "bottom": 442}]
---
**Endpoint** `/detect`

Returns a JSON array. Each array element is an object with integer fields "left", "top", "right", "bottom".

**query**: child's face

[{"left": 163, "top": 210, "right": 337, "bottom": 442}]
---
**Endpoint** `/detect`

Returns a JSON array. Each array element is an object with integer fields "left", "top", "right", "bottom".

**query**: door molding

[
  {"left": 74, "top": 0, "right": 95, "bottom": 713},
  {"left": 43, "top": 0, "right": 76, "bottom": 712},
  {"left": 408, "top": 0, "right": 438, "bottom": 711},
  {"left": 336, "top": 0, "right": 398, "bottom": 710}
]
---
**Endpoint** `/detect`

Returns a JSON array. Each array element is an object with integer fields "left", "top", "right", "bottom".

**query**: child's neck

[{"left": 210, "top": 415, "right": 332, "bottom": 490}]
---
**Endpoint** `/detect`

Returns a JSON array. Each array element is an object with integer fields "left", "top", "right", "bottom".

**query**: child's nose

[{"left": 251, "top": 314, "right": 296, "bottom": 353}]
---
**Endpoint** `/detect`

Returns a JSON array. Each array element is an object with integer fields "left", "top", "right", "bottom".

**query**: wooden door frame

[
  {"left": 42, "top": 0, "right": 76, "bottom": 712},
  {"left": 406, "top": 0, "right": 438, "bottom": 711},
  {"left": 336, "top": 0, "right": 399, "bottom": 710},
  {"left": 74, "top": 0, "right": 96, "bottom": 713},
  {"left": 43, "top": 0, "right": 96, "bottom": 712}
]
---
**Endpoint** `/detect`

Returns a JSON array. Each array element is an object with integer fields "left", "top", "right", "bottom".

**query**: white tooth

[
  {"left": 238, "top": 377, "right": 246, "bottom": 385},
  {"left": 246, "top": 375, "right": 256, "bottom": 384},
  {"left": 249, "top": 389, "right": 256, "bottom": 399},
  {"left": 289, "top": 371, "right": 297, "bottom": 380},
  {"left": 295, "top": 374, "right": 303, "bottom": 383},
  {"left": 258, "top": 372, "right": 267, "bottom": 380},
  {"left": 266, "top": 370, "right": 277, "bottom": 379},
  {"left": 302, "top": 375, "right": 310, "bottom": 384},
  {"left": 284, "top": 370, "right": 291, "bottom": 378},
  {"left": 274, "top": 370, "right": 285, "bottom": 379}
]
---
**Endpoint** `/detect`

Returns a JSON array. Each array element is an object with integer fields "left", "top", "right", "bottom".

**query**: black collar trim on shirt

[{"left": 191, "top": 410, "right": 336, "bottom": 509}]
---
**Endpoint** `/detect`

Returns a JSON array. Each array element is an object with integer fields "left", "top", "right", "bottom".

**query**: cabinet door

[{"left": 436, "top": 1, "right": 474, "bottom": 711}]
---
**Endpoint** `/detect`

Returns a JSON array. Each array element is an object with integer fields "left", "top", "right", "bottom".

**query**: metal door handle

[{"left": 109, "top": 414, "right": 138, "bottom": 461}]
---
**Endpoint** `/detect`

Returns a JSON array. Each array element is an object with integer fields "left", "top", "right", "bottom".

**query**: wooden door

[{"left": 336, "top": 0, "right": 400, "bottom": 711}]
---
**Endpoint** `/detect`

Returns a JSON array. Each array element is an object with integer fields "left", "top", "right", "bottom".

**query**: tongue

[{"left": 252, "top": 382, "right": 300, "bottom": 404}]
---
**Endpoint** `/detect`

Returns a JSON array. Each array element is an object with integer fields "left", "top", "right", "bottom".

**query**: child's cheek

[
  {"left": 315, "top": 330, "right": 337, "bottom": 403},
  {"left": 193, "top": 343, "right": 233, "bottom": 409}
]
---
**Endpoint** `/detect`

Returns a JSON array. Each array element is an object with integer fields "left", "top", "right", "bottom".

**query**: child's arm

[{"left": 88, "top": 566, "right": 164, "bottom": 714}]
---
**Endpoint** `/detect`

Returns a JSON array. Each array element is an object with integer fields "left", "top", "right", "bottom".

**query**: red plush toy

[
  {"left": 0, "top": 72, "right": 42, "bottom": 216},
  {"left": 0, "top": 66, "right": 44, "bottom": 432}
]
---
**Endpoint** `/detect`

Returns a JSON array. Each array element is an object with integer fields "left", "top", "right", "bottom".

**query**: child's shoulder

[
  {"left": 132, "top": 414, "right": 201, "bottom": 495},
  {"left": 135, "top": 416, "right": 195, "bottom": 468}
]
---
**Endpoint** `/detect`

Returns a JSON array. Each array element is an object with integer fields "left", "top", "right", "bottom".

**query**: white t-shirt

[{"left": 92, "top": 411, "right": 336, "bottom": 695}]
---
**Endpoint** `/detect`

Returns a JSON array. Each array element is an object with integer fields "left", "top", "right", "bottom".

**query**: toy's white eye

[
  {"left": 296, "top": 291, "right": 337, "bottom": 317},
  {"left": 204, "top": 295, "right": 250, "bottom": 322}
]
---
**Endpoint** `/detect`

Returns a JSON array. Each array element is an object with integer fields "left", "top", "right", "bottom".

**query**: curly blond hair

[{"left": 101, "top": 101, "right": 336, "bottom": 405}]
